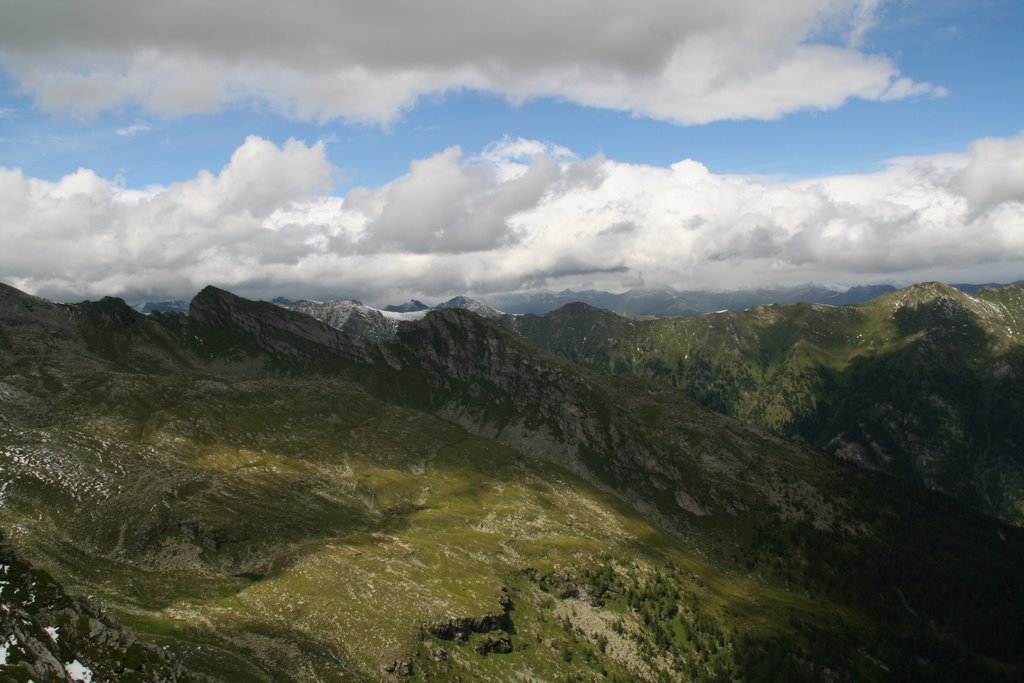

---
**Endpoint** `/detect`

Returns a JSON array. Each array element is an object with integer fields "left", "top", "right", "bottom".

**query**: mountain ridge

[{"left": 501, "top": 281, "right": 1024, "bottom": 524}]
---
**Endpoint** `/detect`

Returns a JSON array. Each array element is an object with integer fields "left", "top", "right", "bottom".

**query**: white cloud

[
  {"left": 115, "top": 123, "right": 150, "bottom": 137},
  {"left": 0, "top": 1, "right": 943, "bottom": 125},
  {"left": 2, "top": 133, "right": 1022, "bottom": 304},
  {"left": 845, "top": 0, "right": 884, "bottom": 48},
  {"left": 949, "top": 134, "right": 1024, "bottom": 216}
]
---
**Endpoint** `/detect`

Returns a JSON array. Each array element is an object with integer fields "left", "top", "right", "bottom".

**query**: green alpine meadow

[{"left": 2, "top": 281, "right": 1023, "bottom": 681}]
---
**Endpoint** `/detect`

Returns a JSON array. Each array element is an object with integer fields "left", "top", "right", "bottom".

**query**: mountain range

[
  {"left": 270, "top": 281, "right": 1024, "bottom": 526},
  {"left": 134, "top": 280, "right": 1022, "bottom": 321},
  {"left": 1, "top": 280, "right": 1023, "bottom": 681},
  {"left": 499, "top": 282, "right": 1024, "bottom": 525},
  {"left": 485, "top": 284, "right": 898, "bottom": 316},
  {"left": 489, "top": 282, "right": 1024, "bottom": 316}
]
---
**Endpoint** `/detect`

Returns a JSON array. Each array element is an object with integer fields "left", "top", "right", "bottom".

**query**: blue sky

[{"left": 0, "top": 0, "right": 1022, "bottom": 304}]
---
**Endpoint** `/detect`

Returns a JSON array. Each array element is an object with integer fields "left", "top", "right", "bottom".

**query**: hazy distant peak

[
  {"left": 384, "top": 299, "right": 429, "bottom": 313},
  {"left": 138, "top": 300, "right": 188, "bottom": 314}
]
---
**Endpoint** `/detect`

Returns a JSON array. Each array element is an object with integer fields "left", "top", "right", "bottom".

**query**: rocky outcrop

[
  {"left": 0, "top": 530, "right": 192, "bottom": 682},
  {"left": 423, "top": 591, "right": 513, "bottom": 642}
]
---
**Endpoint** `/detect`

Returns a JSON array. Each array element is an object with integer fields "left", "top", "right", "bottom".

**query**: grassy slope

[
  {"left": 1, "top": 283, "right": 1023, "bottom": 681},
  {"left": 2, "top": 372, "right": 829, "bottom": 681}
]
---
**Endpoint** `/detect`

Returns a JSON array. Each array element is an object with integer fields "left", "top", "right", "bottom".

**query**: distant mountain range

[
  {"left": 133, "top": 280, "right": 1022, "bottom": 319},
  {"left": 135, "top": 299, "right": 189, "bottom": 314},
  {"left": 487, "top": 283, "right": 874, "bottom": 316},
  {"left": 487, "top": 281, "right": 1024, "bottom": 316}
]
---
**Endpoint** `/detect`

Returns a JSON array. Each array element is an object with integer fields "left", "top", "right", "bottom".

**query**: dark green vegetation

[
  {"left": 502, "top": 282, "right": 1024, "bottom": 525},
  {"left": 2, "top": 281, "right": 1023, "bottom": 681}
]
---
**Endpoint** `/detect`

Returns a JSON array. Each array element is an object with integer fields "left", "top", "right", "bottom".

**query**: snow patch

[
  {"left": 65, "top": 659, "right": 94, "bottom": 682},
  {"left": 45, "top": 626, "right": 59, "bottom": 642},
  {"left": 378, "top": 309, "right": 428, "bottom": 321},
  {"left": 0, "top": 633, "right": 16, "bottom": 665}
]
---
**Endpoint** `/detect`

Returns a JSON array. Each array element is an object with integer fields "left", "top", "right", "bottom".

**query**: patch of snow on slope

[
  {"left": 0, "top": 427, "right": 132, "bottom": 503},
  {"left": 65, "top": 659, "right": 94, "bottom": 682},
  {"left": 0, "top": 634, "right": 16, "bottom": 665},
  {"left": 378, "top": 309, "right": 428, "bottom": 321}
]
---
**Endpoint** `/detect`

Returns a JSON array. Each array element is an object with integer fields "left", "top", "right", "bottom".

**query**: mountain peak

[
  {"left": 434, "top": 296, "right": 504, "bottom": 318},
  {"left": 876, "top": 281, "right": 1002, "bottom": 320},
  {"left": 873, "top": 281, "right": 967, "bottom": 312},
  {"left": 436, "top": 295, "right": 477, "bottom": 307},
  {"left": 384, "top": 299, "right": 429, "bottom": 313},
  {"left": 902, "top": 280, "right": 960, "bottom": 298}
]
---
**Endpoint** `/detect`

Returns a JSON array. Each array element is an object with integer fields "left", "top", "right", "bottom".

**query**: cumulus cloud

[
  {"left": 0, "top": 0, "right": 943, "bottom": 125},
  {"left": 2, "top": 133, "right": 1023, "bottom": 304},
  {"left": 949, "top": 135, "right": 1024, "bottom": 215}
]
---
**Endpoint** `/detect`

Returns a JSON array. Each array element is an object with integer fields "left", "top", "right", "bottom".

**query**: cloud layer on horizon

[
  {"left": 0, "top": 0, "right": 944, "bottom": 125},
  {"left": 2, "top": 132, "right": 1022, "bottom": 305}
]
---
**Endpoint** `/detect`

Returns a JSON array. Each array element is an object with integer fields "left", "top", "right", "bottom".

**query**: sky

[{"left": 0, "top": 0, "right": 1022, "bottom": 307}]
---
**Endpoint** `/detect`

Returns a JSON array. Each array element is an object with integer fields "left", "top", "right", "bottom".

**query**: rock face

[{"left": 0, "top": 530, "right": 190, "bottom": 682}]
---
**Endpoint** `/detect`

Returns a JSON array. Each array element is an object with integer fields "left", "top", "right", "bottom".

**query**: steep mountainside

[
  {"left": 0, "top": 530, "right": 191, "bottom": 682},
  {"left": 501, "top": 282, "right": 1024, "bottom": 524},
  {"left": 1, "top": 282, "right": 1023, "bottom": 681}
]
